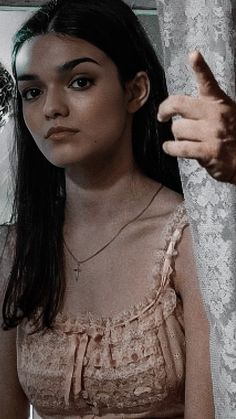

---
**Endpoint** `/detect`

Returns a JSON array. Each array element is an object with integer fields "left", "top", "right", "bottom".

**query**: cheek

[{"left": 78, "top": 91, "right": 127, "bottom": 135}]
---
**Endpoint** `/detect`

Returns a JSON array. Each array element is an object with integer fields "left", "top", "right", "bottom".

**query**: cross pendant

[{"left": 74, "top": 263, "right": 81, "bottom": 281}]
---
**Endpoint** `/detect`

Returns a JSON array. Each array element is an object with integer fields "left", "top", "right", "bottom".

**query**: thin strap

[{"left": 161, "top": 202, "right": 189, "bottom": 289}]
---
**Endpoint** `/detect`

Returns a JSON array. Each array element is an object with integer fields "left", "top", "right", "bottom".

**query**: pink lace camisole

[{"left": 16, "top": 202, "right": 188, "bottom": 419}]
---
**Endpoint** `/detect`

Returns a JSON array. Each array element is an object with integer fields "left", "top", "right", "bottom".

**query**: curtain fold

[{"left": 155, "top": 1, "right": 236, "bottom": 417}]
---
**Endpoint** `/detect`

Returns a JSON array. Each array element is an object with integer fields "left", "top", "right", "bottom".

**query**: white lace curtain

[{"left": 154, "top": 1, "right": 236, "bottom": 417}]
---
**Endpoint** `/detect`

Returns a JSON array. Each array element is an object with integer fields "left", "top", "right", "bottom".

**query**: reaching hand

[{"left": 158, "top": 51, "right": 236, "bottom": 184}]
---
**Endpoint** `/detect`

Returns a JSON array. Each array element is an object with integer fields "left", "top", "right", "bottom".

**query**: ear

[{"left": 125, "top": 71, "right": 150, "bottom": 114}]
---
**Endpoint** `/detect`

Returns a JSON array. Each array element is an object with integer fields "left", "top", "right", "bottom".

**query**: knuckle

[
  {"left": 214, "top": 104, "right": 234, "bottom": 126},
  {"left": 208, "top": 140, "right": 223, "bottom": 159},
  {"left": 213, "top": 124, "right": 227, "bottom": 139},
  {"left": 194, "top": 144, "right": 208, "bottom": 163},
  {"left": 171, "top": 95, "right": 187, "bottom": 113},
  {"left": 196, "top": 143, "right": 205, "bottom": 157},
  {"left": 217, "top": 109, "right": 228, "bottom": 124},
  {"left": 180, "top": 146, "right": 188, "bottom": 157},
  {"left": 180, "top": 144, "right": 191, "bottom": 157}
]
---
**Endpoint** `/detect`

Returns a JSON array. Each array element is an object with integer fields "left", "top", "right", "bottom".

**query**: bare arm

[
  {"left": 175, "top": 225, "right": 215, "bottom": 419},
  {"left": 0, "top": 227, "right": 29, "bottom": 419}
]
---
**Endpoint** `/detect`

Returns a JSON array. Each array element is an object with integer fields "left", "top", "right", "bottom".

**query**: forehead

[{"left": 15, "top": 33, "right": 108, "bottom": 76}]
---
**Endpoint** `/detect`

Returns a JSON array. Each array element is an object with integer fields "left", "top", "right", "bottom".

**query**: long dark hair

[{"left": 2, "top": 0, "right": 182, "bottom": 331}]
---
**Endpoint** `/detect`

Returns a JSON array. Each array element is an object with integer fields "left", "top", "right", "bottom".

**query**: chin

[
  {"left": 43, "top": 151, "right": 82, "bottom": 168},
  {"left": 48, "top": 158, "right": 79, "bottom": 169},
  {"left": 43, "top": 147, "right": 103, "bottom": 169},
  {"left": 41, "top": 142, "right": 86, "bottom": 168}
]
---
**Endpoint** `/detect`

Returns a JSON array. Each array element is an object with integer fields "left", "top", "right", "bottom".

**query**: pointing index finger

[{"left": 189, "top": 51, "right": 227, "bottom": 99}]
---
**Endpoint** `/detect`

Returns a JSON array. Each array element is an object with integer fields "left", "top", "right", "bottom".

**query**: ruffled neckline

[{"left": 55, "top": 265, "right": 164, "bottom": 331}]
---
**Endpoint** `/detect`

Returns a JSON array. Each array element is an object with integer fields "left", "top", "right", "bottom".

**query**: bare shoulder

[
  {"left": 157, "top": 185, "right": 183, "bottom": 215},
  {"left": 138, "top": 182, "right": 185, "bottom": 248},
  {"left": 160, "top": 185, "right": 183, "bottom": 205},
  {"left": 144, "top": 181, "right": 184, "bottom": 222}
]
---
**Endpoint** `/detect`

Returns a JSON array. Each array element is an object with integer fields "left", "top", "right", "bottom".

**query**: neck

[
  {"left": 64, "top": 141, "right": 160, "bottom": 229},
  {"left": 65, "top": 161, "right": 146, "bottom": 221}
]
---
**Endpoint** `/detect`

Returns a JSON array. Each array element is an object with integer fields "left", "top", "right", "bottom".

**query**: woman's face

[{"left": 15, "top": 33, "right": 134, "bottom": 168}]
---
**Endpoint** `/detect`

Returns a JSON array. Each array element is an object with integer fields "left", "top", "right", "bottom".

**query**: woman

[{"left": 0, "top": 1, "right": 214, "bottom": 418}]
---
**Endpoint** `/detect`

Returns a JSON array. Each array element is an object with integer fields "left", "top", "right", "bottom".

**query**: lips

[{"left": 45, "top": 126, "right": 79, "bottom": 139}]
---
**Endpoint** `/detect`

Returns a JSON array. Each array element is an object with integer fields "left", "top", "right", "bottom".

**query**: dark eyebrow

[
  {"left": 58, "top": 57, "right": 100, "bottom": 72},
  {"left": 17, "top": 74, "right": 39, "bottom": 82},
  {"left": 17, "top": 57, "right": 100, "bottom": 82}
]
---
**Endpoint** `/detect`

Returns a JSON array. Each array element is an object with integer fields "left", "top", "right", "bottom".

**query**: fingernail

[
  {"left": 189, "top": 50, "right": 198, "bottom": 58},
  {"left": 157, "top": 113, "right": 163, "bottom": 122},
  {"left": 189, "top": 50, "right": 202, "bottom": 68}
]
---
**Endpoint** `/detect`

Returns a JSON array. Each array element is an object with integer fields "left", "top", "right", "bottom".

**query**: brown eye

[
  {"left": 70, "top": 77, "right": 93, "bottom": 90},
  {"left": 22, "top": 88, "right": 42, "bottom": 101}
]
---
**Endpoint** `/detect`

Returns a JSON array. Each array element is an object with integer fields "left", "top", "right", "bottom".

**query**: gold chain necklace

[{"left": 64, "top": 184, "right": 163, "bottom": 280}]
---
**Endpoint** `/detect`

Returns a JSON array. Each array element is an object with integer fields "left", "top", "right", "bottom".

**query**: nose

[{"left": 43, "top": 88, "right": 69, "bottom": 119}]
